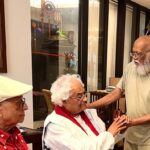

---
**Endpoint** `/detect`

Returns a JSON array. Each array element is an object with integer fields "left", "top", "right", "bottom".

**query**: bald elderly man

[
  {"left": 0, "top": 76, "right": 32, "bottom": 150},
  {"left": 87, "top": 36, "right": 150, "bottom": 150}
]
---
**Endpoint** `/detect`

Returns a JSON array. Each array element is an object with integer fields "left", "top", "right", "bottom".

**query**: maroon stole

[{"left": 55, "top": 106, "right": 99, "bottom": 136}]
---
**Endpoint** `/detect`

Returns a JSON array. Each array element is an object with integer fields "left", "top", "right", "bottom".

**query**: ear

[
  {"left": 0, "top": 105, "right": 4, "bottom": 116},
  {"left": 62, "top": 100, "right": 67, "bottom": 104},
  {"left": 62, "top": 100, "right": 69, "bottom": 107},
  {"left": 0, "top": 107, "right": 3, "bottom": 120},
  {"left": 0, "top": 106, "right": 2, "bottom": 112},
  {"left": 0, "top": 113, "right": 4, "bottom": 125}
]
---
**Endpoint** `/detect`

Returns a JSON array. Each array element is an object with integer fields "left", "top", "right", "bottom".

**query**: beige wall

[{"left": 3, "top": 0, "right": 33, "bottom": 128}]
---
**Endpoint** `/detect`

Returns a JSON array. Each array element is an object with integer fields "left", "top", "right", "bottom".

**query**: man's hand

[{"left": 107, "top": 115, "right": 130, "bottom": 136}]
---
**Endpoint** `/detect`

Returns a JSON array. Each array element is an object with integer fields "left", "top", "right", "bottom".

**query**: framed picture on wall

[{"left": 0, "top": 0, "right": 7, "bottom": 73}]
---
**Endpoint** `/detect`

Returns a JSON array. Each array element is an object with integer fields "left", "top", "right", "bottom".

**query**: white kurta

[{"left": 42, "top": 109, "right": 115, "bottom": 150}]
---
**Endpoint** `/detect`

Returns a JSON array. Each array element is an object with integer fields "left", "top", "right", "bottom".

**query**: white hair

[
  {"left": 135, "top": 52, "right": 150, "bottom": 76},
  {"left": 50, "top": 74, "right": 84, "bottom": 106}
]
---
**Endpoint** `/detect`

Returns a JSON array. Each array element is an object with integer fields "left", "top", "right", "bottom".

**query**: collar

[
  {"left": 55, "top": 106, "right": 99, "bottom": 136},
  {"left": 0, "top": 127, "right": 20, "bottom": 145}
]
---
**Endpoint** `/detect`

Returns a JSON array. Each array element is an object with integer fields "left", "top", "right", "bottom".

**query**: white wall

[{"left": 3, "top": 0, "right": 33, "bottom": 128}]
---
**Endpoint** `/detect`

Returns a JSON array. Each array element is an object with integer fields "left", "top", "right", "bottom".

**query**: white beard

[
  {"left": 133, "top": 54, "right": 150, "bottom": 76},
  {"left": 136, "top": 65, "right": 148, "bottom": 76}
]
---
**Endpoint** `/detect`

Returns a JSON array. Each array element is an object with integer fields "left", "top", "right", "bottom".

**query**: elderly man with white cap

[{"left": 0, "top": 76, "right": 32, "bottom": 150}]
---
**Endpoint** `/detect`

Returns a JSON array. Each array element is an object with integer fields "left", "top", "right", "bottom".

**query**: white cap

[{"left": 0, "top": 76, "right": 32, "bottom": 102}]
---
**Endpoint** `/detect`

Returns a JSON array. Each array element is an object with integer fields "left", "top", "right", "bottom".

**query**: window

[{"left": 31, "top": 0, "right": 79, "bottom": 121}]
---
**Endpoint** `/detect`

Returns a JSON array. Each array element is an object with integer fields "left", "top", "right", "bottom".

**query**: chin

[
  {"left": 73, "top": 108, "right": 83, "bottom": 115},
  {"left": 19, "top": 116, "right": 25, "bottom": 123},
  {"left": 80, "top": 103, "right": 86, "bottom": 111},
  {"left": 136, "top": 63, "right": 150, "bottom": 76},
  {"left": 134, "top": 54, "right": 150, "bottom": 75}
]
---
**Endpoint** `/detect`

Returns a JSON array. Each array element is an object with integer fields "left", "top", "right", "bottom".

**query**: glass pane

[
  {"left": 139, "top": 11, "right": 146, "bottom": 36},
  {"left": 106, "top": 0, "right": 117, "bottom": 85},
  {"left": 87, "top": 0, "right": 100, "bottom": 91},
  {"left": 123, "top": 5, "right": 133, "bottom": 70},
  {"left": 30, "top": 0, "right": 79, "bottom": 121}
]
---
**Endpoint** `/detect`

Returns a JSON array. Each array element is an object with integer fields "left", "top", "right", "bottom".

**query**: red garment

[
  {"left": 55, "top": 106, "right": 99, "bottom": 136},
  {"left": 0, "top": 127, "right": 28, "bottom": 150}
]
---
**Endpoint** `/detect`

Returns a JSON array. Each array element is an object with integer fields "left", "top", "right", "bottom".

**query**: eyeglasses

[
  {"left": 70, "top": 92, "right": 87, "bottom": 101},
  {"left": 130, "top": 50, "right": 150, "bottom": 58},
  {"left": 20, "top": 98, "right": 26, "bottom": 107},
  {"left": 130, "top": 52, "right": 144, "bottom": 58},
  {"left": 15, "top": 97, "right": 26, "bottom": 108}
]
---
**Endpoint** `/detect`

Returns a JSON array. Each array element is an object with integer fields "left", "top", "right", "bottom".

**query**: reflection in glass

[
  {"left": 30, "top": 0, "right": 79, "bottom": 121},
  {"left": 87, "top": 0, "right": 100, "bottom": 91},
  {"left": 139, "top": 11, "right": 146, "bottom": 36}
]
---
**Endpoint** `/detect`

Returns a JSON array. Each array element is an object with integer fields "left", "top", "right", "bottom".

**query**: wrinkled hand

[
  {"left": 119, "top": 115, "right": 132, "bottom": 133},
  {"left": 107, "top": 115, "right": 130, "bottom": 136}
]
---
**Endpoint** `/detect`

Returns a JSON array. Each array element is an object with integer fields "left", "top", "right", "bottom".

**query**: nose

[
  {"left": 132, "top": 54, "right": 139, "bottom": 59},
  {"left": 23, "top": 103, "right": 28, "bottom": 110},
  {"left": 132, "top": 55, "right": 140, "bottom": 62},
  {"left": 82, "top": 95, "right": 88, "bottom": 102}
]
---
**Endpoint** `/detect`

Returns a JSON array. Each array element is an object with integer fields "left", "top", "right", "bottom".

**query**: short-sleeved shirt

[
  {"left": 0, "top": 127, "right": 28, "bottom": 150},
  {"left": 117, "top": 62, "right": 150, "bottom": 145}
]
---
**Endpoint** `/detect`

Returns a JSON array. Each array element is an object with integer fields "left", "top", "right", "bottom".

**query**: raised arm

[{"left": 86, "top": 88, "right": 123, "bottom": 109}]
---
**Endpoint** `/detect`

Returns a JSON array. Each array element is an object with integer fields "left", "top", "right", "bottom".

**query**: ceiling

[{"left": 131, "top": 0, "right": 150, "bottom": 9}]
